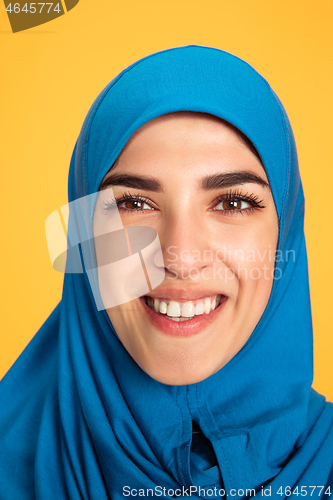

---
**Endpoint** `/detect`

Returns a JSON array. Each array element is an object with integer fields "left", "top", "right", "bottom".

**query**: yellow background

[{"left": 0, "top": 0, "right": 332, "bottom": 398}]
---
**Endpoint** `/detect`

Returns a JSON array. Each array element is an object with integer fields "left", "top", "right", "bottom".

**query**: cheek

[{"left": 214, "top": 222, "right": 278, "bottom": 293}]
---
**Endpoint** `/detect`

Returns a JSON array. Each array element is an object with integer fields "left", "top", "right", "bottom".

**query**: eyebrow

[
  {"left": 202, "top": 171, "right": 270, "bottom": 190},
  {"left": 100, "top": 173, "right": 162, "bottom": 192},
  {"left": 99, "top": 170, "right": 270, "bottom": 192}
]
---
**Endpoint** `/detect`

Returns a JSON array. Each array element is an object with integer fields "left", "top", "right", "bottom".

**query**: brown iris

[
  {"left": 124, "top": 200, "right": 145, "bottom": 209},
  {"left": 222, "top": 200, "right": 243, "bottom": 210}
]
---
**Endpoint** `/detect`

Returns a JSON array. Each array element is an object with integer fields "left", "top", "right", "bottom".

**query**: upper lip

[{"left": 145, "top": 287, "right": 226, "bottom": 301}]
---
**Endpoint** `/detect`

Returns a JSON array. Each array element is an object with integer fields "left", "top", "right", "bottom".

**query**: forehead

[{"left": 107, "top": 112, "right": 268, "bottom": 183}]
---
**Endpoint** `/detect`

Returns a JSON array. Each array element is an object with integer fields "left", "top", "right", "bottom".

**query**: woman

[{"left": 0, "top": 45, "right": 332, "bottom": 498}]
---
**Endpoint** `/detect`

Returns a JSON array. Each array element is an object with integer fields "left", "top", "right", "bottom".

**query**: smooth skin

[{"left": 94, "top": 112, "right": 279, "bottom": 385}]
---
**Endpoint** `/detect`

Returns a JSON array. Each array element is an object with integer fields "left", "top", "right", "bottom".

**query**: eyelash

[
  {"left": 103, "top": 192, "right": 154, "bottom": 212},
  {"left": 210, "top": 189, "right": 266, "bottom": 216},
  {"left": 103, "top": 189, "right": 266, "bottom": 215}
]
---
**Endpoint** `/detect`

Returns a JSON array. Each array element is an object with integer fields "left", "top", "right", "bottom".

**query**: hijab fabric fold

[{"left": 1, "top": 45, "right": 333, "bottom": 499}]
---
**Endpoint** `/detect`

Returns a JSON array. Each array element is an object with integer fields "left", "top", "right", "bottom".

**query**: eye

[
  {"left": 215, "top": 199, "right": 251, "bottom": 211},
  {"left": 103, "top": 192, "right": 156, "bottom": 213},
  {"left": 210, "top": 190, "right": 266, "bottom": 215},
  {"left": 119, "top": 199, "right": 154, "bottom": 211}
]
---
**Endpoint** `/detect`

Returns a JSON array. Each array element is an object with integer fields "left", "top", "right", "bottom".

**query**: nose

[{"left": 159, "top": 211, "right": 213, "bottom": 279}]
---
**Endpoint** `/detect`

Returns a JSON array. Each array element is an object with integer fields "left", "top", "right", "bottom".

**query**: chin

[
  {"left": 147, "top": 368, "right": 218, "bottom": 386},
  {"left": 134, "top": 344, "right": 224, "bottom": 386}
]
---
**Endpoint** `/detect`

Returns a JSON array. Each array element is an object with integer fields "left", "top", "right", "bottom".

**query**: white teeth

[
  {"left": 182, "top": 301, "right": 195, "bottom": 317},
  {"left": 167, "top": 301, "right": 181, "bottom": 317},
  {"left": 195, "top": 302, "right": 205, "bottom": 315},
  {"left": 146, "top": 295, "right": 223, "bottom": 318},
  {"left": 159, "top": 301, "right": 167, "bottom": 314}
]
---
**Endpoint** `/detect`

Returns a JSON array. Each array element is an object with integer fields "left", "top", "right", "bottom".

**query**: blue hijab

[{"left": 1, "top": 45, "right": 333, "bottom": 499}]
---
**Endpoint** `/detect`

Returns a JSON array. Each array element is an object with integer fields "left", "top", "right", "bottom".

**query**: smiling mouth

[{"left": 144, "top": 295, "right": 225, "bottom": 322}]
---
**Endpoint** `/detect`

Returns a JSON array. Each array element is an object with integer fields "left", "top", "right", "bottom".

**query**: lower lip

[{"left": 140, "top": 297, "right": 227, "bottom": 337}]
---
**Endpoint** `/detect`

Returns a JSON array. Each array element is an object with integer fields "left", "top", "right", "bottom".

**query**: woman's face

[{"left": 94, "top": 112, "right": 279, "bottom": 385}]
